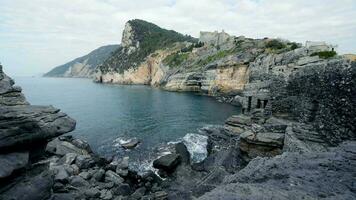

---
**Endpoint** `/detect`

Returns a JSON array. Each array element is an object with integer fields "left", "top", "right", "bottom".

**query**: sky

[{"left": 1, "top": 0, "right": 356, "bottom": 76}]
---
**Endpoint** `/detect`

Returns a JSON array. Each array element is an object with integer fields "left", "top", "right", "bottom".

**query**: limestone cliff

[{"left": 44, "top": 45, "right": 119, "bottom": 78}]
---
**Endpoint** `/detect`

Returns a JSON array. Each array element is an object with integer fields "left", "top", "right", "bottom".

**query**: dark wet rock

[
  {"left": 199, "top": 141, "right": 356, "bottom": 200},
  {"left": 50, "top": 193, "right": 76, "bottom": 200},
  {"left": 59, "top": 153, "right": 77, "bottom": 165},
  {"left": 78, "top": 171, "right": 91, "bottom": 180},
  {"left": 70, "top": 175, "right": 89, "bottom": 187},
  {"left": 84, "top": 187, "right": 101, "bottom": 198},
  {"left": 54, "top": 166, "right": 69, "bottom": 183},
  {"left": 154, "top": 191, "right": 168, "bottom": 200},
  {"left": 92, "top": 168, "right": 105, "bottom": 182},
  {"left": 116, "top": 156, "right": 129, "bottom": 170},
  {"left": 75, "top": 155, "right": 95, "bottom": 169},
  {"left": 0, "top": 172, "right": 53, "bottom": 200},
  {"left": 105, "top": 170, "right": 124, "bottom": 185},
  {"left": 46, "top": 138, "right": 89, "bottom": 156},
  {"left": 120, "top": 138, "right": 140, "bottom": 149},
  {"left": 0, "top": 151, "right": 29, "bottom": 179},
  {"left": 130, "top": 187, "right": 146, "bottom": 200},
  {"left": 112, "top": 183, "right": 131, "bottom": 196},
  {"left": 175, "top": 142, "right": 190, "bottom": 164},
  {"left": 153, "top": 153, "right": 181, "bottom": 172},
  {"left": 116, "top": 168, "right": 129, "bottom": 177},
  {"left": 100, "top": 189, "right": 113, "bottom": 200}
]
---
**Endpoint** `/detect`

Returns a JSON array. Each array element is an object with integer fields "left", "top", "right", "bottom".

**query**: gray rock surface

[
  {"left": 199, "top": 141, "right": 356, "bottom": 200},
  {"left": 153, "top": 154, "right": 181, "bottom": 172},
  {"left": 0, "top": 152, "right": 29, "bottom": 179}
]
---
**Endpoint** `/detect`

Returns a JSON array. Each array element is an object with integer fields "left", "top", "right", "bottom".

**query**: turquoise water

[{"left": 15, "top": 77, "right": 240, "bottom": 165}]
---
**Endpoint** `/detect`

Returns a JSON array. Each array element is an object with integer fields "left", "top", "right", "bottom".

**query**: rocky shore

[{"left": 1, "top": 58, "right": 356, "bottom": 200}]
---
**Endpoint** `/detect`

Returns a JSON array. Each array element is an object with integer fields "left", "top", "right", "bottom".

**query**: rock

[
  {"left": 183, "top": 133, "right": 209, "bottom": 163},
  {"left": 79, "top": 171, "right": 92, "bottom": 180},
  {"left": 154, "top": 191, "right": 168, "bottom": 200},
  {"left": 54, "top": 166, "right": 69, "bottom": 183},
  {"left": 59, "top": 153, "right": 77, "bottom": 165},
  {"left": 117, "top": 156, "right": 129, "bottom": 170},
  {"left": 0, "top": 90, "right": 75, "bottom": 150},
  {"left": 70, "top": 175, "right": 89, "bottom": 187},
  {"left": 50, "top": 193, "right": 76, "bottom": 200},
  {"left": 153, "top": 154, "right": 181, "bottom": 172},
  {"left": 0, "top": 151, "right": 29, "bottom": 179},
  {"left": 199, "top": 141, "right": 356, "bottom": 200},
  {"left": 105, "top": 170, "right": 124, "bottom": 185},
  {"left": 100, "top": 189, "right": 113, "bottom": 200},
  {"left": 0, "top": 172, "right": 53, "bottom": 200},
  {"left": 92, "top": 168, "right": 105, "bottom": 182},
  {"left": 116, "top": 168, "right": 129, "bottom": 177},
  {"left": 120, "top": 138, "right": 140, "bottom": 149},
  {"left": 84, "top": 188, "right": 101, "bottom": 198},
  {"left": 112, "top": 183, "right": 131, "bottom": 196},
  {"left": 130, "top": 187, "right": 146, "bottom": 200},
  {"left": 75, "top": 155, "right": 95, "bottom": 169},
  {"left": 175, "top": 142, "right": 190, "bottom": 164},
  {"left": 240, "top": 131, "right": 285, "bottom": 147},
  {"left": 225, "top": 115, "right": 252, "bottom": 129},
  {"left": 46, "top": 139, "right": 89, "bottom": 156}
]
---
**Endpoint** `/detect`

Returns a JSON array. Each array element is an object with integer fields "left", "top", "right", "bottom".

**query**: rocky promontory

[{"left": 4, "top": 19, "right": 356, "bottom": 200}]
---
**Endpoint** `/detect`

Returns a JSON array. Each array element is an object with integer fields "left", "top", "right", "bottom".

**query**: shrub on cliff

[
  {"left": 266, "top": 39, "right": 286, "bottom": 50},
  {"left": 163, "top": 52, "right": 189, "bottom": 68},
  {"left": 311, "top": 51, "right": 337, "bottom": 59}
]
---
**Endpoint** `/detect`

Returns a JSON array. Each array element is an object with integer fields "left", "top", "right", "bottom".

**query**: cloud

[{"left": 0, "top": 0, "right": 355, "bottom": 76}]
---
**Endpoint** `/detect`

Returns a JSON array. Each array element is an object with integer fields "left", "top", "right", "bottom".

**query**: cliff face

[
  {"left": 96, "top": 21, "right": 300, "bottom": 97},
  {"left": 44, "top": 45, "right": 119, "bottom": 78},
  {"left": 0, "top": 64, "right": 75, "bottom": 176}
]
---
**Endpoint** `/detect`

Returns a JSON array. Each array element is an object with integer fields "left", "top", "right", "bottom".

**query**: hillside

[
  {"left": 44, "top": 44, "right": 119, "bottom": 78},
  {"left": 98, "top": 19, "right": 197, "bottom": 74}
]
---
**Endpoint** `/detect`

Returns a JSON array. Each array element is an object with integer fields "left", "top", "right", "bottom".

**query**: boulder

[
  {"left": 46, "top": 139, "right": 89, "bottom": 156},
  {"left": 112, "top": 183, "right": 131, "bottom": 196},
  {"left": 0, "top": 105, "right": 76, "bottom": 151},
  {"left": 84, "top": 188, "right": 101, "bottom": 198},
  {"left": 199, "top": 141, "right": 356, "bottom": 200},
  {"left": 175, "top": 142, "right": 190, "bottom": 164},
  {"left": 105, "top": 170, "right": 124, "bottom": 185},
  {"left": 153, "top": 154, "right": 181, "bottom": 172},
  {"left": 0, "top": 172, "right": 53, "bottom": 200},
  {"left": 239, "top": 130, "right": 284, "bottom": 161},
  {"left": 0, "top": 151, "right": 29, "bottom": 179},
  {"left": 183, "top": 133, "right": 209, "bottom": 163},
  {"left": 70, "top": 175, "right": 89, "bottom": 187},
  {"left": 54, "top": 166, "right": 69, "bottom": 183},
  {"left": 92, "top": 168, "right": 105, "bottom": 182},
  {"left": 120, "top": 138, "right": 140, "bottom": 149},
  {"left": 75, "top": 155, "right": 95, "bottom": 169}
]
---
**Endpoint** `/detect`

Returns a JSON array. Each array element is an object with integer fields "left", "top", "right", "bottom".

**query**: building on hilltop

[
  {"left": 199, "top": 30, "right": 233, "bottom": 47},
  {"left": 305, "top": 41, "right": 337, "bottom": 53}
]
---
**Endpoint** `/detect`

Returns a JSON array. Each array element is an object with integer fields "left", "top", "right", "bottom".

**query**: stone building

[{"left": 199, "top": 30, "right": 233, "bottom": 47}]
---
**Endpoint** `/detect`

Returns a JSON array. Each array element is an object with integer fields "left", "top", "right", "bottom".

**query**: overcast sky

[{"left": 1, "top": 0, "right": 356, "bottom": 76}]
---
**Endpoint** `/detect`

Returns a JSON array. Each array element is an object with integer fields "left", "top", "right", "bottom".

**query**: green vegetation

[
  {"left": 163, "top": 52, "right": 189, "bottom": 68},
  {"left": 311, "top": 51, "right": 337, "bottom": 59},
  {"left": 266, "top": 39, "right": 286, "bottom": 50},
  {"left": 100, "top": 19, "right": 197, "bottom": 73},
  {"left": 196, "top": 50, "right": 232, "bottom": 67},
  {"left": 290, "top": 42, "right": 299, "bottom": 50}
]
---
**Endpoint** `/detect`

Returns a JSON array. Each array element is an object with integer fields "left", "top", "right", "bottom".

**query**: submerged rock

[
  {"left": 120, "top": 138, "right": 140, "bottom": 149},
  {"left": 183, "top": 133, "right": 209, "bottom": 163}
]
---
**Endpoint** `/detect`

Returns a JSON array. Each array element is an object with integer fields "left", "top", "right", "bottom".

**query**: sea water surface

[{"left": 15, "top": 77, "right": 240, "bottom": 169}]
